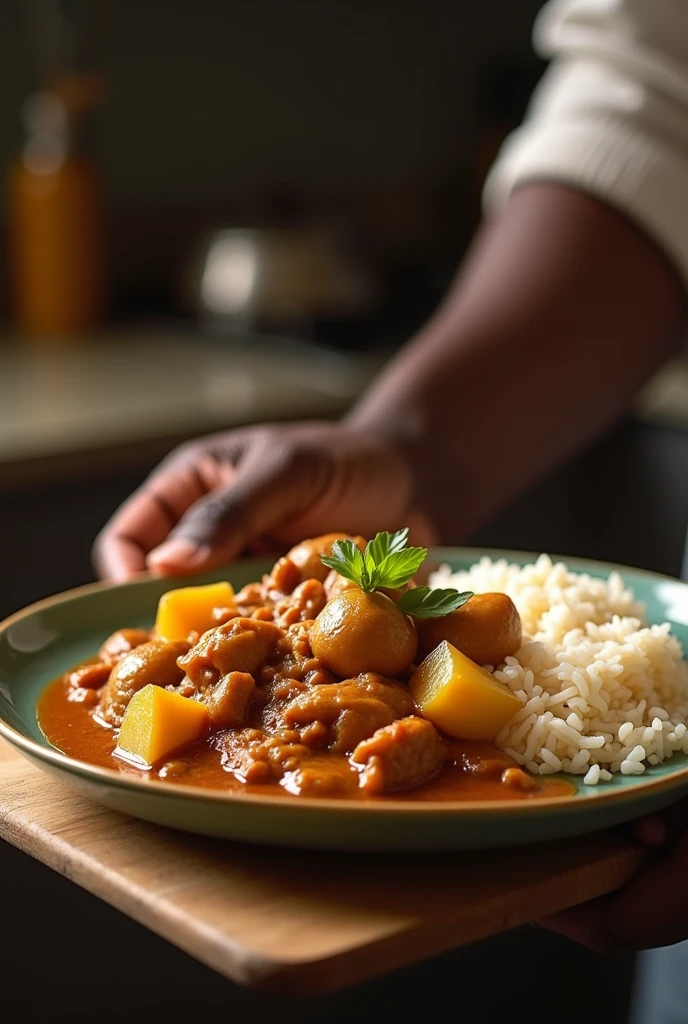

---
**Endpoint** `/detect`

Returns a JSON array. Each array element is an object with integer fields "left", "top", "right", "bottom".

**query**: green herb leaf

[
  {"left": 320, "top": 530, "right": 425, "bottom": 591},
  {"left": 370, "top": 546, "right": 427, "bottom": 589},
  {"left": 366, "top": 528, "right": 409, "bottom": 567},
  {"left": 320, "top": 529, "right": 474, "bottom": 619},
  {"left": 321, "top": 532, "right": 423, "bottom": 592},
  {"left": 397, "top": 587, "right": 474, "bottom": 618},
  {"left": 320, "top": 540, "right": 366, "bottom": 587},
  {"left": 363, "top": 546, "right": 376, "bottom": 586}
]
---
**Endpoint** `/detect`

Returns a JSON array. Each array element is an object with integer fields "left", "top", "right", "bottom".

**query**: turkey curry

[{"left": 38, "top": 532, "right": 573, "bottom": 802}]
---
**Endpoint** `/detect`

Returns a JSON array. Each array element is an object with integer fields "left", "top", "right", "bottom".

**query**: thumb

[{"left": 146, "top": 441, "right": 329, "bottom": 574}]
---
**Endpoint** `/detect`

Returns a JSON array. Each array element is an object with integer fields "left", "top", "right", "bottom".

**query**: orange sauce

[{"left": 38, "top": 676, "right": 574, "bottom": 803}]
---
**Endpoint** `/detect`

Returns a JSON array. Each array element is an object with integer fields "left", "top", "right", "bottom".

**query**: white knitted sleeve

[{"left": 484, "top": 0, "right": 688, "bottom": 284}]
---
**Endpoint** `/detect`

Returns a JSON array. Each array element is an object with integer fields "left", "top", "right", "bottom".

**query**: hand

[
  {"left": 540, "top": 802, "right": 688, "bottom": 953},
  {"left": 94, "top": 421, "right": 436, "bottom": 580}
]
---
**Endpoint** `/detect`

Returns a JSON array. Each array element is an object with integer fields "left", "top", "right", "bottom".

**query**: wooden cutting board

[{"left": 0, "top": 738, "right": 645, "bottom": 995}]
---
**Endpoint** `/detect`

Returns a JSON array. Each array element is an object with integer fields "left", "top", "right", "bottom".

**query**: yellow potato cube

[
  {"left": 115, "top": 684, "right": 209, "bottom": 767},
  {"left": 155, "top": 581, "right": 235, "bottom": 641},
  {"left": 409, "top": 640, "right": 522, "bottom": 742}
]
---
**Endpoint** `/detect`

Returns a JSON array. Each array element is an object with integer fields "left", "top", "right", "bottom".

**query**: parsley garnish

[
  {"left": 321, "top": 529, "right": 473, "bottom": 619},
  {"left": 397, "top": 586, "right": 473, "bottom": 617}
]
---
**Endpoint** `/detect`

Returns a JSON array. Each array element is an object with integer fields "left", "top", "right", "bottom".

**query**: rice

[{"left": 429, "top": 554, "right": 688, "bottom": 783}]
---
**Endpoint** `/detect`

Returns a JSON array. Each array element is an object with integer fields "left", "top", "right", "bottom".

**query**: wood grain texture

[{"left": 0, "top": 738, "right": 646, "bottom": 995}]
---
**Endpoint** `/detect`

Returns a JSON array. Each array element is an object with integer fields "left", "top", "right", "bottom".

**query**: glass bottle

[{"left": 7, "top": 76, "right": 105, "bottom": 339}]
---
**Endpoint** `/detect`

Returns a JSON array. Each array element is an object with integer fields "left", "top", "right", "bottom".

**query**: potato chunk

[
  {"left": 115, "top": 684, "right": 209, "bottom": 768},
  {"left": 416, "top": 593, "right": 522, "bottom": 666},
  {"left": 155, "top": 582, "right": 235, "bottom": 641},
  {"left": 409, "top": 640, "right": 522, "bottom": 741},
  {"left": 311, "top": 589, "right": 417, "bottom": 678}
]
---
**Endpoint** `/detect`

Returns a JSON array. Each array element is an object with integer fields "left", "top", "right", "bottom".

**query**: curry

[{"left": 38, "top": 531, "right": 574, "bottom": 803}]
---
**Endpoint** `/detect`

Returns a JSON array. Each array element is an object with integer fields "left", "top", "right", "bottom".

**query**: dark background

[
  {"left": 1, "top": 2, "right": 687, "bottom": 1022},
  {"left": 0, "top": 0, "right": 545, "bottom": 325}
]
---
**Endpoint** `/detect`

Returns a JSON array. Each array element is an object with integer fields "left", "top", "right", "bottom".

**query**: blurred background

[{"left": 1, "top": 2, "right": 687, "bottom": 1021}]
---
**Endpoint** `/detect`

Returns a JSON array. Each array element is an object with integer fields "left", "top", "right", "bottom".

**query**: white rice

[{"left": 429, "top": 554, "right": 688, "bottom": 783}]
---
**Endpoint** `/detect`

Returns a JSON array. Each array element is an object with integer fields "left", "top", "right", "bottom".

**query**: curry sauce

[{"left": 38, "top": 673, "right": 573, "bottom": 801}]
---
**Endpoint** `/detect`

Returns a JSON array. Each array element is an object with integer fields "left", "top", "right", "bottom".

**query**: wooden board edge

[{"left": 0, "top": 795, "right": 647, "bottom": 996}]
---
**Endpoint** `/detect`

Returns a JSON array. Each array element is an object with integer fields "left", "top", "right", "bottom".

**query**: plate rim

[{"left": 2, "top": 546, "right": 688, "bottom": 819}]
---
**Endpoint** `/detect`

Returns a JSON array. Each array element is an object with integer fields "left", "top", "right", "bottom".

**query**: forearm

[{"left": 347, "top": 184, "right": 685, "bottom": 541}]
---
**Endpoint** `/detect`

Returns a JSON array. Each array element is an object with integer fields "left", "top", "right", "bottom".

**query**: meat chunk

[
  {"left": 352, "top": 716, "right": 443, "bottom": 794},
  {"left": 274, "top": 579, "right": 327, "bottom": 629},
  {"left": 201, "top": 671, "right": 256, "bottom": 729},
  {"left": 234, "top": 582, "right": 267, "bottom": 607},
  {"left": 281, "top": 755, "right": 360, "bottom": 797},
  {"left": 219, "top": 726, "right": 311, "bottom": 784},
  {"left": 299, "top": 720, "right": 329, "bottom": 748},
  {"left": 266, "top": 556, "right": 301, "bottom": 596},
  {"left": 324, "top": 569, "right": 358, "bottom": 601},
  {"left": 283, "top": 673, "right": 415, "bottom": 754},
  {"left": 179, "top": 618, "right": 282, "bottom": 686},
  {"left": 285, "top": 534, "right": 367, "bottom": 583},
  {"left": 217, "top": 580, "right": 275, "bottom": 622},
  {"left": 66, "top": 662, "right": 112, "bottom": 690},
  {"left": 260, "top": 620, "right": 329, "bottom": 685},
  {"left": 98, "top": 639, "right": 190, "bottom": 727},
  {"left": 211, "top": 605, "right": 239, "bottom": 627},
  {"left": 98, "top": 628, "right": 151, "bottom": 665}
]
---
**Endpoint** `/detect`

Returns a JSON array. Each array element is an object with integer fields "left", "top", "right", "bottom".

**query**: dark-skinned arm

[{"left": 347, "top": 182, "right": 685, "bottom": 542}]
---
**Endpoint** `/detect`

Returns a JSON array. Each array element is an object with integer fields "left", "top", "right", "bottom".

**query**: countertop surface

[
  {"left": 0, "top": 330, "right": 685, "bottom": 487},
  {"left": 0, "top": 331, "right": 386, "bottom": 468}
]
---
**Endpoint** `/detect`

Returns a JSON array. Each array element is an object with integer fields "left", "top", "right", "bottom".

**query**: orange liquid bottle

[{"left": 7, "top": 83, "right": 105, "bottom": 339}]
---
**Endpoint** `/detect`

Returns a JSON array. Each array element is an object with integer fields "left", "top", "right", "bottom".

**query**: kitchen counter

[
  {"left": 0, "top": 329, "right": 686, "bottom": 491},
  {"left": 0, "top": 330, "right": 386, "bottom": 489}
]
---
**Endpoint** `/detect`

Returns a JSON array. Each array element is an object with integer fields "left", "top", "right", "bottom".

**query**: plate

[{"left": 2, "top": 548, "right": 688, "bottom": 851}]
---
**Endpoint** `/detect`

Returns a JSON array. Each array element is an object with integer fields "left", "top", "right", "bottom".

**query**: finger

[
  {"left": 538, "top": 900, "right": 617, "bottom": 953},
  {"left": 632, "top": 799, "right": 688, "bottom": 849},
  {"left": 146, "top": 442, "right": 330, "bottom": 574},
  {"left": 244, "top": 537, "right": 286, "bottom": 556},
  {"left": 542, "top": 825, "right": 688, "bottom": 953},
  {"left": 94, "top": 534, "right": 148, "bottom": 582},
  {"left": 93, "top": 457, "right": 219, "bottom": 580},
  {"left": 633, "top": 815, "right": 669, "bottom": 848}
]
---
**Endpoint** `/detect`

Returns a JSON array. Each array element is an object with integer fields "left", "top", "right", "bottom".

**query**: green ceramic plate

[{"left": 2, "top": 549, "right": 688, "bottom": 852}]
